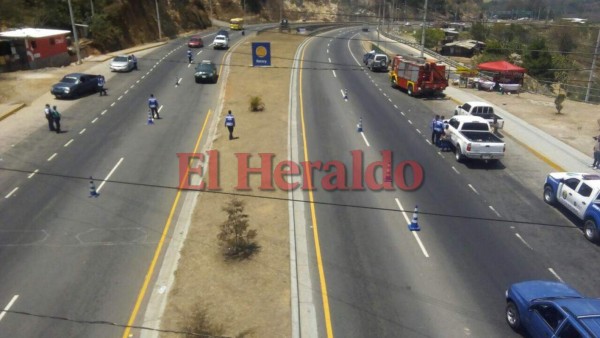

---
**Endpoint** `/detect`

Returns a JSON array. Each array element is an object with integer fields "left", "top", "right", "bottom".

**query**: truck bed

[{"left": 461, "top": 131, "right": 503, "bottom": 143}]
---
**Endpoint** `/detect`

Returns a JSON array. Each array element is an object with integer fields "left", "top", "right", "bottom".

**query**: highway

[
  {"left": 0, "top": 30, "right": 233, "bottom": 337},
  {"left": 294, "top": 27, "right": 600, "bottom": 337}
]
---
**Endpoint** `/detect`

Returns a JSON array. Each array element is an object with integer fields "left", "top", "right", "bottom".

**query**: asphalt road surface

[
  {"left": 0, "top": 29, "right": 235, "bottom": 337},
  {"left": 295, "top": 27, "right": 600, "bottom": 337}
]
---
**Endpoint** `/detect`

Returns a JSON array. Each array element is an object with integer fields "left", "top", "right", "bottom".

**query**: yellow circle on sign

[{"left": 256, "top": 46, "right": 268, "bottom": 58}]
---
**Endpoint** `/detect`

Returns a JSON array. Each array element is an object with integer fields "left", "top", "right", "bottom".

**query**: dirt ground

[{"left": 2, "top": 28, "right": 600, "bottom": 337}]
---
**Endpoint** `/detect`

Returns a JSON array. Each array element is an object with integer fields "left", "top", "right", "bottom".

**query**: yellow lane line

[
  {"left": 299, "top": 39, "right": 334, "bottom": 337},
  {"left": 121, "top": 109, "right": 212, "bottom": 338}
]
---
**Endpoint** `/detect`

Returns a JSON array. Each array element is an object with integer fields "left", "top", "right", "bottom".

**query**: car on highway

[
  {"left": 194, "top": 60, "right": 218, "bottom": 83},
  {"left": 109, "top": 55, "right": 135, "bottom": 72},
  {"left": 505, "top": 280, "right": 600, "bottom": 337},
  {"left": 187, "top": 36, "right": 204, "bottom": 48},
  {"left": 212, "top": 34, "right": 229, "bottom": 50},
  {"left": 367, "top": 53, "right": 389, "bottom": 72},
  {"left": 363, "top": 50, "right": 375, "bottom": 65},
  {"left": 217, "top": 29, "right": 229, "bottom": 38},
  {"left": 50, "top": 73, "right": 100, "bottom": 99}
]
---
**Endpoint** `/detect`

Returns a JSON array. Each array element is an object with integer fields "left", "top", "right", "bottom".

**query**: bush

[
  {"left": 249, "top": 96, "right": 265, "bottom": 112},
  {"left": 555, "top": 93, "right": 566, "bottom": 114},
  {"left": 182, "top": 305, "right": 224, "bottom": 337},
  {"left": 217, "top": 199, "right": 259, "bottom": 259}
]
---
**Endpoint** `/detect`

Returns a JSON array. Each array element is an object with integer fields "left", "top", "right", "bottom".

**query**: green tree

[
  {"left": 523, "top": 38, "right": 553, "bottom": 81},
  {"left": 470, "top": 22, "right": 487, "bottom": 42},
  {"left": 413, "top": 28, "right": 445, "bottom": 49},
  {"left": 551, "top": 25, "right": 578, "bottom": 55}
]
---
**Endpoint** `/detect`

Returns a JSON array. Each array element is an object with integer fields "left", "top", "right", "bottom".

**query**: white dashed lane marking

[
  {"left": 548, "top": 268, "right": 564, "bottom": 283},
  {"left": 489, "top": 205, "right": 501, "bottom": 217},
  {"left": 515, "top": 233, "right": 533, "bottom": 250},
  {"left": 101, "top": 110, "right": 107, "bottom": 115},
  {"left": 451, "top": 166, "right": 460, "bottom": 174},
  {"left": 91, "top": 117, "right": 99, "bottom": 124},
  {"left": 332, "top": 70, "right": 337, "bottom": 78},
  {"left": 64, "top": 139, "right": 74, "bottom": 147},
  {"left": 4, "top": 187, "right": 18, "bottom": 199},
  {"left": 27, "top": 169, "right": 39, "bottom": 179},
  {"left": 47, "top": 153, "right": 57, "bottom": 161},
  {"left": 468, "top": 184, "right": 479, "bottom": 194},
  {"left": 79, "top": 128, "right": 86, "bottom": 135},
  {"left": 0, "top": 295, "right": 19, "bottom": 321}
]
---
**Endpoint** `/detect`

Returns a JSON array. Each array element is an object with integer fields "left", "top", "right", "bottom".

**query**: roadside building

[
  {"left": 0, "top": 28, "right": 71, "bottom": 71},
  {"left": 440, "top": 40, "right": 485, "bottom": 57}
]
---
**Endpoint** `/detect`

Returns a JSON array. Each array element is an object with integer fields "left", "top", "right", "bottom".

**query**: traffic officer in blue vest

[
  {"left": 433, "top": 116, "right": 444, "bottom": 146},
  {"left": 98, "top": 75, "right": 107, "bottom": 96},
  {"left": 224, "top": 110, "right": 236, "bottom": 140},
  {"left": 148, "top": 94, "right": 160, "bottom": 119},
  {"left": 187, "top": 49, "right": 193, "bottom": 64}
]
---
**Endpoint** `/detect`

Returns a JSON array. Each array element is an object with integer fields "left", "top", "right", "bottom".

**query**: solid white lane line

[
  {"left": 360, "top": 132, "right": 370, "bottom": 147},
  {"left": 110, "top": 102, "right": 115, "bottom": 107},
  {"left": 101, "top": 109, "right": 107, "bottom": 115},
  {"left": 118, "top": 95, "right": 123, "bottom": 100},
  {"left": 451, "top": 166, "right": 460, "bottom": 174},
  {"left": 64, "top": 139, "right": 74, "bottom": 147},
  {"left": 489, "top": 205, "right": 501, "bottom": 217},
  {"left": 27, "top": 169, "right": 39, "bottom": 179},
  {"left": 47, "top": 153, "right": 57, "bottom": 161},
  {"left": 332, "top": 70, "right": 337, "bottom": 77},
  {"left": 96, "top": 157, "right": 124, "bottom": 193},
  {"left": 0, "top": 295, "right": 19, "bottom": 321},
  {"left": 79, "top": 128, "right": 86, "bottom": 135},
  {"left": 468, "top": 184, "right": 479, "bottom": 194},
  {"left": 416, "top": 129, "right": 422, "bottom": 134},
  {"left": 548, "top": 268, "right": 565, "bottom": 283},
  {"left": 4, "top": 187, "right": 18, "bottom": 199},
  {"left": 158, "top": 105, "right": 164, "bottom": 112},
  {"left": 395, "top": 198, "right": 430, "bottom": 258},
  {"left": 91, "top": 117, "right": 99, "bottom": 124},
  {"left": 515, "top": 233, "right": 533, "bottom": 250}
]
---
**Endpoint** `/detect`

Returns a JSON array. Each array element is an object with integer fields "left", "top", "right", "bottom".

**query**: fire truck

[{"left": 389, "top": 55, "right": 448, "bottom": 97}]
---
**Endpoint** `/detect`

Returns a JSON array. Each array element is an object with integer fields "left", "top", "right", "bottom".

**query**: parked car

[
  {"left": 109, "top": 55, "right": 135, "bottom": 72},
  {"left": 50, "top": 73, "right": 100, "bottom": 99},
  {"left": 454, "top": 101, "right": 504, "bottom": 130},
  {"left": 367, "top": 53, "right": 389, "bottom": 72},
  {"left": 363, "top": 50, "right": 376, "bottom": 65},
  {"left": 445, "top": 115, "right": 505, "bottom": 162},
  {"left": 188, "top": 36, "right": 204, "bottom": 48},
  {"left": 543, "top": 172, "right": 600, "bottom": 242},
  {"left": 506, "top": 280, "right": 600, "bottom": 337},
  {"left": 212, "top": 35, "right": 229, "bottom": 50},
  {"left": 194, "top": 60, "right": 218, "bottom": 83}
]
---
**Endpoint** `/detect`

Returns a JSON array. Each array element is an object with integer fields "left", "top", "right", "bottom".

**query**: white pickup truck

[
  {"left": 446, "top": 115, "right": 505, "bottom": 162},
  {"left": 543, "top": 172, "right": 600, "bottom": 242},
  {"left": 454, "top": 101, "right": 504, "bottom": 131}
]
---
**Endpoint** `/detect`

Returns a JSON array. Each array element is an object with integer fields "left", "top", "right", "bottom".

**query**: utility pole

[
  {"left": 90, "top": 0, "right": 94, "bottom": 16},
  {"left": 67, "top": 0, "right": 81, "bottom": 64},
  {"left": 377, "top": 0, "right": 382, "bottom": 44},
  {"left": 155, "top": 0, "right": 162, "bottom": 40},
  {"left": 585, "top": 28, "right": 600, "bottom": 102},
  {"left": 420, "top": 0, "right": 428, "bottom": 57}
]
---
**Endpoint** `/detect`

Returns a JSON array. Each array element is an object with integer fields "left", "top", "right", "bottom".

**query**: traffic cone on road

[
  {"left": 408, "top": 205, "right": 420, "bottom": 231},
  {"left": 147, "top": 111, "right": 154, "bottom": 125},
  {"left": 384, "top": 162, "right": 392, "bottom": 183},
  {"left": 89, "top": 177, "right": 99, "bottom": 197},
  {"left": 357, "top": 117, "right": 363, "bottom": 132}
]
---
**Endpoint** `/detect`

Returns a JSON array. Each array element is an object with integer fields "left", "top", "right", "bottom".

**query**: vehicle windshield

[
  {"left": 190, "top": 38, "right": 200, "bottom": 42},
  {"left": 60, "top": 76, "right": 78, "bottom": 83},
  {"left": 113, "top": 56, "right": 128, "bottom": 62},
  {"left": 462, "top": 122, "right": 489, "bottom": 131},
  {"left": 196, "top": 64, "right": 214, "bottom": 72}
]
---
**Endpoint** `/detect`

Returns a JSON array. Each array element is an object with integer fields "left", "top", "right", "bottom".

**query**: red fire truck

[{"left": 389, "top": 55, "right": 448, "bottom": 97}]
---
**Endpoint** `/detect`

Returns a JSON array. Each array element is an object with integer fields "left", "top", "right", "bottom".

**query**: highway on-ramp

[
  {"left": 294, "top": 27, "right": 600, "bottom": 337},
  {"left": 0, "top": 29, "right": 236, "bottom": 337}
]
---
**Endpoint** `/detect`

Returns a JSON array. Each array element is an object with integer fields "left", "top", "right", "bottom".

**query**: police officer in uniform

[
  {"left": 148, "top": 94, "right": 160, "bottom": 119},
  {"left": 187, "top": 49, "right": 193, "bottom": 64},
  {"left": 98, "top": 75, "right": 107, "bottom": 96},
  {"left": 224, "top": 110, "right": 235, "bottom": 140},
  {"left": 44, "top": 104, "right": 55, "bottom": 131}
]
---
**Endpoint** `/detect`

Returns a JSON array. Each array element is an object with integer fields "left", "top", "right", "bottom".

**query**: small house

[
  {"left": 0, "top": 28, "right": 71, "bottom": 71},
  {"left": 441, "top": 40, "right": 486, "bottom": 57}
]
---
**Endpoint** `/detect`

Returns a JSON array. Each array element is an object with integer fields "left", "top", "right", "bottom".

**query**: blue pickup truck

[
  {"left": 543, "top": 172, "right": 600, "bottom": 242},
  {"left": 506, "top": 280, "right": 600, "bottom": 337}
]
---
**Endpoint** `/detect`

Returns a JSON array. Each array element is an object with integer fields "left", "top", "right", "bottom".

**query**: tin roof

[{"left": 0, "top": 28, "right": 71, "bottom": 39}]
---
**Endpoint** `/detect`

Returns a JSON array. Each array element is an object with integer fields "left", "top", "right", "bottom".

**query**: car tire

[
  {"left": 584, "top": 219, "right": 599, "bottom": 242},
  {"left": 543, "top": 185, "right": 556, "bottom": 205},
  {"left": 506, "top": 301, "right": 521, "bottom": 331},
  {"left": 407, "top": 85, "right": 414, "bottom": 96},
  {"left": 455, "top": 146, "right": 464, "bottom": 162}
]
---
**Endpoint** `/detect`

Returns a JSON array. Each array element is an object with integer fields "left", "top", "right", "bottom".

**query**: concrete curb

[{"left": 0, "top": 103, "right": 26, "bottom": 121}]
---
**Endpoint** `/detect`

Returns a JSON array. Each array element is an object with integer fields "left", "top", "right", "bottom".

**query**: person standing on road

[
  {"left": 131, "top": 54, "right": 138, "bottom": 70},
  {"left": 148, "top": 94, "right": 160, "bottom": 119},
  {"left": 430, "top": 115, "right": 439, "bottom": 143},
  {"left": 98, "top": 75, "right": 107, "bottom": 96},
  {"left": 51, "top": 105, "right": 61, "bottom": 134},
  {"left": 224, "top": 110, "right": 235, "bottom": 140},
  {"left": 592, "top": 136, "right": 600, "bottom": 169},
  {"left": 187, "top": 49, "right": 193, "bottom": 64},
  {"left": 44, "top": 104, "right": 55, "bottom": 131},
  {"left": 433, "top": 115, "right": 444, "bottom": 145}
]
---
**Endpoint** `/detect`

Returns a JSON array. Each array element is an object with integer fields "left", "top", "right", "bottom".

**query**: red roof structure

[{"left": 477, "top": 60, "right": 526, "bottom": 73}]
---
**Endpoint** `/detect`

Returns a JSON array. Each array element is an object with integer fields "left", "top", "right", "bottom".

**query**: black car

[
  {"left": 51, "top": 73, "right": 100, "bottom": 99},
  {"left": 363, "top": 51, "right": 375, "bottom": 65},
  {"left": 194, "top": 61, "right": 218, "bottom": 83}
]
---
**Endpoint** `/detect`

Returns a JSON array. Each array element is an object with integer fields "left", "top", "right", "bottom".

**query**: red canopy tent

[{"left": 477, "top": 60, "right": 526, "bottom": 73}]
